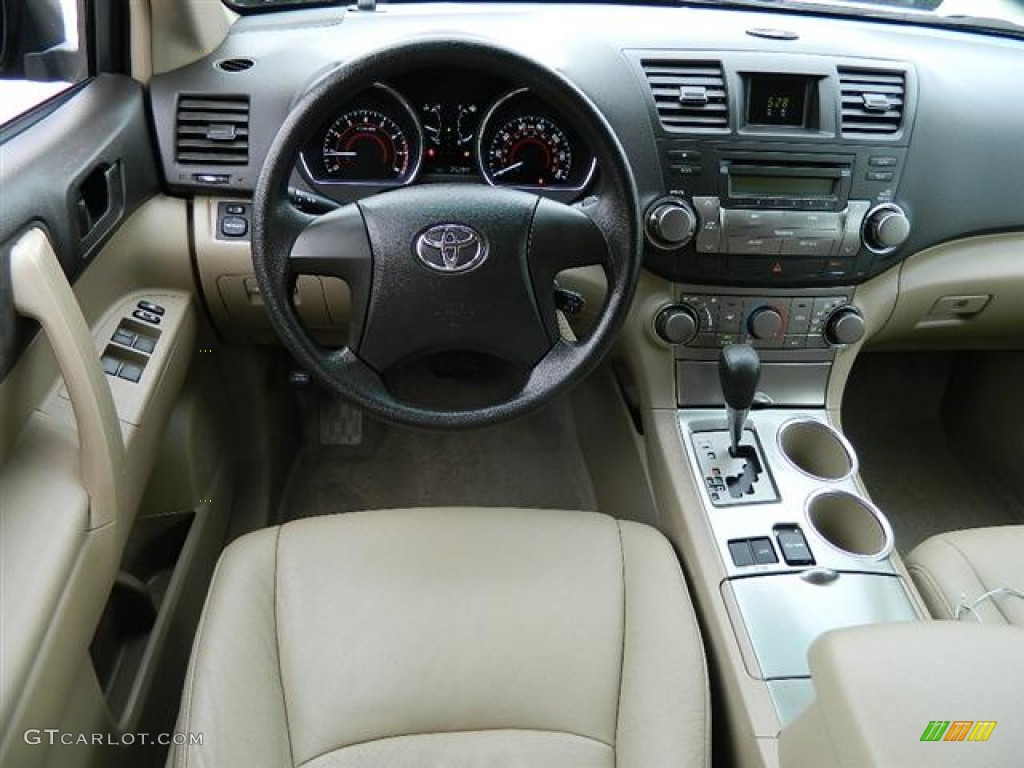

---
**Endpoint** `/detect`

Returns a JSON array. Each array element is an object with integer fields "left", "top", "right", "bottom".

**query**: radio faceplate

[{"left": 649, "top": 142, "right": 908, "bottom": 286}]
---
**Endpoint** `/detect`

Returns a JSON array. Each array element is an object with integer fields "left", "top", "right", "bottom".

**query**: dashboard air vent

[
  {"left": 217, "top": 58, "right": 255, "bottom": 73},
  {"left": 641, "top": 59, "right": 729, "bottom": 130},
  {"left": 838, "top": 68, "right": 905, "bottom": 136},
  {"left": 175, "top": 95, "right": 250, "bottom": 165}
]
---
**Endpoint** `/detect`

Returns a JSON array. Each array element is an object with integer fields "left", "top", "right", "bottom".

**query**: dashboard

[
  {"left": 296, "top": 69, "right": 596, "bottom": 195},
  {"left": 148, "top": 2, "right": 1024, "bottom": 296}
]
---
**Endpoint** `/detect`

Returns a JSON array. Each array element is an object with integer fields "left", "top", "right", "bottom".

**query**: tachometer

[
  {"left": 483, "top": 115, "right": 572, "bottom": 187},
  {"left": 322, "top": 109, "right": 411, "bottom": 182}
]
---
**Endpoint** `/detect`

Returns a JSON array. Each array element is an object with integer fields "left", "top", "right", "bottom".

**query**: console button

[
  {"left": 783, "top": 335, "right": 807, "bottom": 349},
  {"left": 132, "top": 309, "right": 161, "bottom": 325},
  {"left": 102, "top": 356, "right": 121, "bottom": 376},
  {"left": 112, "top": 329, "right": 136, "bottom": 347},
  {"left": 119, "top": 362, "right": 143, "bottom": 383},
  {"left": 669, "top": 149, "right": 702, "bottom": 162},
  {"left": 786, "top": 211, "right": 841, "bottom": 231},
  {"left": 137, "top": 300, "right": 165, "bottom": 316},
  {"left": 724, "top": 210, "right": 785, "bottom": 229},
  {"left": 784, "top": 238, "right": 834, "bottom": 257},
  {"left": 750, "top": 538, "right": 779, "bottom": 565},
  {"left": 672, "top": 164, "right": 702, "bottom": 177},
  {"left": 776, "top": 528, "right": 815, "bottom": 566},
  {"left": 789, "top": 259, "right": 826, "bottom": 276},
  {"left": 866, "top": 170, "right": 895, "bottom": 182},
  {"left": 729, "top": 236, "right": 782, "bottom": 255},
  {"left": 221, "top": 216, "right": 249, "bottom": 238},
  {"left": 718, "top": 300, "right": 744, "bottom": 333},
  {"left": 789, "top": 300, "right": 813, "bottom": 334},
  {"left": 869, "top": 156, "right": 898, "bottom": 167},
  {"left": 225, "top": 204, "right": 246, "bottom": 215},
  {"left": 823, "top": 258, "right": 854, "bottom": 278},
  {"left": 133, "top": 336, "right": 156, "bottom": 354},
  {"left": 729, "top": 540, "right": 756, "bottom": 568}
]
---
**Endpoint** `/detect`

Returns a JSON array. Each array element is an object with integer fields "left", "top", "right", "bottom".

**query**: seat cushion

[
  {"left": 906, "top": 525, "right": 1024, "bottom": 625},
  {"left": 168, "top": 508, "right": 708, "bottom": 768}
]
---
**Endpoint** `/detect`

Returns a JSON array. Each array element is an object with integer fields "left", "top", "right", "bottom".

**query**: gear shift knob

[{"left": 719, "top": 344, "right": 761, "bottom": 455}]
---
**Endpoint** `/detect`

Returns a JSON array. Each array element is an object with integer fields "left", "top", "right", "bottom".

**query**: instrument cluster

[{"left": 299, "top": 68, "right": 596, "bottom": 196}]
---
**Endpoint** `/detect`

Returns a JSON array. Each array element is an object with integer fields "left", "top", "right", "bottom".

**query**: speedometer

[
  {"left": 477, "top": 89, "right": 596, "bottom": 193},
  {"left": 322, "top": 109, "right": 411, "bottom": 182},
  {"left": 483, "top": 115, "right": 572, "bottom": 187}
]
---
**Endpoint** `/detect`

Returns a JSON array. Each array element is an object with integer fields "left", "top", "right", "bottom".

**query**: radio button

[
  {"left": 729, "top": 236, "right": 782, "bottom": 255},
  {"left": 669, "top": 149, "right": 702, "bottom": 162},
  {"left": 869, "top": 156, "right": 898, "bottom": 167},
  {"left": 785, "top": 211, "right": 841, "bottom": 230},
  {"left": 724, "top": 210, "right": 785, "bottom": 229},
  {"left": 673, "top": 164, "right": 702, "bottom": 177},
  {"left": 784, "top": 238, "right": 834, "bottom": 257}
]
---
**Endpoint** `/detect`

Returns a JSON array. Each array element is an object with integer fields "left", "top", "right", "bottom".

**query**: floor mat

[
  {"left": 281, "top": 399, "right": 597, "bottom": 520},
  {"left": 843, "top": 352, "right": 1024, "bottom": 554}
]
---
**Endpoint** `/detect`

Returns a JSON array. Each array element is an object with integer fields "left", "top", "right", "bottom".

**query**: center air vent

[
  {"left": 838, "top": 68, "right": 905, "bottom": 136},
  {"left": 641, "top": 59, "right": 729, "bottom": 131},
  {"left": 175, "top": 95, "right": 250, "bottom": 165}
]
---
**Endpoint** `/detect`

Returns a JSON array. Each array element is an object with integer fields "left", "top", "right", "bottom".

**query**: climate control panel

[{"left": 657, "top": 293, "right": 865, "bottom": 351}]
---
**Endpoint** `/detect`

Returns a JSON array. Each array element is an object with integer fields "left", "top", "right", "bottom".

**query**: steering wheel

[{"left": 252, "top": 38, "right": 641, "bottom": 429}]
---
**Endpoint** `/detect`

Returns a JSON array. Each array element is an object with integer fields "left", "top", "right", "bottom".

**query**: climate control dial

[
  {"left": 825, "top": 306, "right": 866, "bottom": 346},
  {"left": 747, "top": 307, "right": 784, "bottom": 340},
  {"left": 654, "top": 304, "right": 699, "bottom": 345}
]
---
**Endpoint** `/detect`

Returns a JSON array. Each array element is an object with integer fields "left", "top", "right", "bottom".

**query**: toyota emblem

[{"left": 414, "top": 224, "right": 487, "bottom": 273}]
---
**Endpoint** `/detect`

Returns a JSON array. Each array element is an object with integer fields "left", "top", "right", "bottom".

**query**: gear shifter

[{"left": 719, "top": 344, "right": 761, "bottom": 456}]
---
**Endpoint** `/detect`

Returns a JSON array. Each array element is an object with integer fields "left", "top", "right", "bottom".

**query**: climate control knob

[
  {"left": 748, "top": 307, "right": 784, "bottom": 340},
  {"left": 646, "top": 199, "right": 697, "bottom": 249},
  {"left": 863, "top": 204, "right": 911, "bottom": 253},
  {"left": 825, "top": 306, "right": 866, "bottom": 346},
  {"left": 655, "top": 304, "right": 699, "bottom": 345}
]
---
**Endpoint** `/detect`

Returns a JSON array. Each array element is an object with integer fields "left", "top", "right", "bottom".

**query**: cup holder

[
  {"left": 806, "top": 491, "right": 893, "bottom": 560},
  {"left": 778, "top": 419, "right": 856, "bottom": 482}
]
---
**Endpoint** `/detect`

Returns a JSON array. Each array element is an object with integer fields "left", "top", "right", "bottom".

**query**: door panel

[{"left": 0, "top": 73, "right": 204, "bottom": 767}]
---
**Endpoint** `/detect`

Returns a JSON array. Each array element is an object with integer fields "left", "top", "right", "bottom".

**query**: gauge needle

[
  {"left": 324, "top": 151, "right": 359, "bottom": 157},
  {"left": 492, "top": 161, "right": 524, "bottom": 178}
]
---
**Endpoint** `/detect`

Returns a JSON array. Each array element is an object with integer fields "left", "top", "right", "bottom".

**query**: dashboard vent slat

[
  {"left": 641, "top": 59, "right": 729, "bottom": 131},
  {"left": 175, "top": 94, "right": 250, "bottom": 166},
  {"left": 838, "top": 67, "right": 906, "bottom": 136}
]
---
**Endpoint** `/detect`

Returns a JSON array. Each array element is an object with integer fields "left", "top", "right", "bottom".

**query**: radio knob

[
  {"left": 748, "top": 307, "right": 784, "bottom": 340},
  {"left": 646, "top": 199, "right": 697, "bottom": 249},
  {"left": 863, "top": 204, "right": 911, "bottom": 253},
  {"left": 655, "top": 304, "right": 699, "bottom": 345},
  {"left": 825, "top": 306, "right": 866, "bottom": 346}
]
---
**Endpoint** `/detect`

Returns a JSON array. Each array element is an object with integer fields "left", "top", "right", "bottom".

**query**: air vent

[
  {"left": 217, "top": 58, "right": 254, "bottom": 73},
  {"left": 175, "top": 95, "right": 250, "bottom": 165},
  {"left": 838, "top": 68, "right": 905, "bottom": 136},
  {"left": 641, "top": 59, "right": 729, "bottom": 130}
]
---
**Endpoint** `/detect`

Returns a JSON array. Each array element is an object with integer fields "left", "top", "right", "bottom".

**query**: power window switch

[
  {"left": 750, "top": 537, "right": 779, "bottom": 565},
  {"left": 102, "top": 356, "right": 121, "bottom": 376},
  {"left": 133, "top": 336, "right": 156, "bottom": 354},
  {"left": 728, "top": 540, "right": 755, "bottom": 568},
  {"left": 112, "top": 329, "right": 136, "bottom": 347},
  {"left": 118, "top": 362, "right": 143, "bottom": 383},
  {"left": 777, "top": 527, "right": 815, "bottom": 566}
]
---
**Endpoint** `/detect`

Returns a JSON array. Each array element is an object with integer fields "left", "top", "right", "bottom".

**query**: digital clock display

[{"left": 747, "top": 75, "right": 810, "bottom": 127}]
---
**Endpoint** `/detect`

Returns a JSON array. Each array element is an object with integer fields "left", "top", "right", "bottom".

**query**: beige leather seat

[
  {"left": 906, "top": 526, "right": 1024, "bottom": 625},
  {"left": 168, "top": 508, "right": 709, "bottom": 767}
]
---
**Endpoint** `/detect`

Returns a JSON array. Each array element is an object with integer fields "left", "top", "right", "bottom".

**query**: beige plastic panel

[
  {"left": 873, "top": 232, "right": 1024, "bottom": 349},
  {"left": 780, "top": 623, "right": 1024, "bottom": 768},
  {"left": 0, "top": 198, "right": 198, "bottom": 766},
  {"left": 8, "top": 228, "right": 126, "bottom": 531},
  {"left": 194, "top": 197, "right": 349, "bottom": 344}
]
